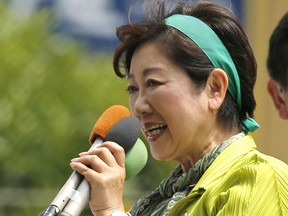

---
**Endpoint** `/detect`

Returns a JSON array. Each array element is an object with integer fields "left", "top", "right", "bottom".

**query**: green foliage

[
  {"left": 0, "top": 3, "right": 128, "bottom": 215},
  {"left": 0, "top": 4, "right": 128, "bottom": 186},
  {"left": 0, "top": 2, "right": 176, "bottom": 215}
]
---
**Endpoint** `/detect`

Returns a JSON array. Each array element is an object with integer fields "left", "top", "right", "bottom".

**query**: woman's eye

[
  {"left": 146, "top": 80, "right": 159, "bottom": 87},
  {"left": 127, "top": 85, "right": 138, "bottom": 94}
]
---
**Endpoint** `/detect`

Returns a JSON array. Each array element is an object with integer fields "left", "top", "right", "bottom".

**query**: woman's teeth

[{"left": 146, "top": 124, "right": 167, "bottom": 137}]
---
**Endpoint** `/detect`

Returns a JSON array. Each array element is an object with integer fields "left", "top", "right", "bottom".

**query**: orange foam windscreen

[{"left": 89, "top": 105, "right": 131, "bottom": 144}]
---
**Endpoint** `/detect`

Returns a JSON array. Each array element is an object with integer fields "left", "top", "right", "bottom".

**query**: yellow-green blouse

[{"left": 168, "top": 135, "right": 288, "bottom": 216}]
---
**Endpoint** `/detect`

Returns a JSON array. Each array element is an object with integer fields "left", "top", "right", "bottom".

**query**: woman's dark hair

[{"left": 113, "top": 0, "right": 257, "bottom": 132}]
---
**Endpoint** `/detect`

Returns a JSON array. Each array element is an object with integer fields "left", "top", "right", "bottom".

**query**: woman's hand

[{"left": 70, "top": 141, "right": 126, "bottom": 216}]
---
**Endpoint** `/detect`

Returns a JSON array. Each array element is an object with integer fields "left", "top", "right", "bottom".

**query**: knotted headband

[{"left": 164, "top": 14, "right": 259, "bottom": 133}]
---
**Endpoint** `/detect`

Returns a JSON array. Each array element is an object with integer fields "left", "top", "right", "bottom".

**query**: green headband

[{"left": 164, "top": 14, "right": 259, "bottom": 133}]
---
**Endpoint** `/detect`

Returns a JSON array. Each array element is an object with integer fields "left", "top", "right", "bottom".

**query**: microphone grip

[
  {"left": 60, "top": 138, "right": 148, "bottom": 216},
  {"left": 60, "top": 136, "right": 111, "bottom": 215},
  {"left": 51, "top": 171, "right": 84, "bottom": 208},
  {"left": 39, "top": 170, "right": 83, "bottom": 216},
  {"left": 60, "top": 179, "right": 90, "bottom": 216},
  {"left": 39, "top": 204, "right": 60, "bottom": 216},
  {"left": 40, "top": 138, "right": 103, "bottom": 216},
  {"left": 51, "top": 138, "right": 103, "bottom": 209}
]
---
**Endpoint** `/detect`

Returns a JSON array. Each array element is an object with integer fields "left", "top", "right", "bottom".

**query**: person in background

[
  {"left": 71, "top": 1, "right": 288, "bottom": 215},
  {"left": 267, "top": 12, "right": 288, "bottom": 120}
]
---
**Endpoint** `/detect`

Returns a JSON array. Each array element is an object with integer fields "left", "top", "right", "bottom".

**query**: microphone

[
  {"left": 40, "top": 105, "right": 131, "bottom": 216},
  {"left": 40, "top": 105, "right": 148, "bottom": 216},
  {"left": 61, "top": 138, "right": 147, "bottom": 216},
  {"left": 60, "top": 116, "right": 147, "bottom": 216}
]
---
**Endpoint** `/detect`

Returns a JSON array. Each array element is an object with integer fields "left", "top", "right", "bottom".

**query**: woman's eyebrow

[{"left": 128, "top": 67, "right": 162, "bottom": 80}]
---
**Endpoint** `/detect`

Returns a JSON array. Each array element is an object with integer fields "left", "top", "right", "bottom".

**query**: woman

[{"left": 70, "top": 1, "right": 288, "bottom": 215}]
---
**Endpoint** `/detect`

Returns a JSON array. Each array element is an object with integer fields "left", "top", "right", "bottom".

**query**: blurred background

[{"left": 0, "top": 0, "right": 287, "bottom": 215}]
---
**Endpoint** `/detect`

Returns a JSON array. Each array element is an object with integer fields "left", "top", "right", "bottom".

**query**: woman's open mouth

[{"left": 143, "top": 124, "right": 168, "bottom": 139}]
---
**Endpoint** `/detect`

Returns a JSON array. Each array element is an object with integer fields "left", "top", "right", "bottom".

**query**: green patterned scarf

[{"left": 129, "top": 133, "right": 245, "bottom": 216}]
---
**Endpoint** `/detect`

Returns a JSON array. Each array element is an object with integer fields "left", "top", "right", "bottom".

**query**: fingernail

[
  {"left": 79, "top": 152, "right": 88, "bottom": 156},
  {"left": 70, "top": 162, "right": 76, "bottom": 169}
]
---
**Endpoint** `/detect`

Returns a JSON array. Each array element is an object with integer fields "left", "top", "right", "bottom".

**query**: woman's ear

[
  {"left": 267, "top": 79, "right": 288, "bottom": 119},
  {"left": 207, "top": 68, "right": 228, "bottom": 111}
]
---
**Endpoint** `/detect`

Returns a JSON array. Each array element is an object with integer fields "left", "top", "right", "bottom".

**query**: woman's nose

[{"left": 132, "top": 93, "right": 151, "bottom": 117}]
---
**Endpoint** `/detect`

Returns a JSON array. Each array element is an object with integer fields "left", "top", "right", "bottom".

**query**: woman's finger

[
  {"left": 69, "top": 161, "right": 97, "bottom": 182},
  {"left": 100, "top": 141, "right": 126, "bottom": 168},
  {"left": 78, "top": 141, "right": 126, "bottom": 168}
]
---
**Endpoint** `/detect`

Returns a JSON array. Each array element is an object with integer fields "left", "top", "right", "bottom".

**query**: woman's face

[{"left": 128, "top": 42, "right": 215, "bottom": 163}]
